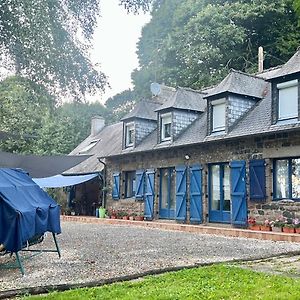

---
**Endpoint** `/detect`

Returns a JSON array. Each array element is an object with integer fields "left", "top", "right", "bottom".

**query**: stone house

[{"left": 74, "top": 49, "right": 300, "bottom": 226}]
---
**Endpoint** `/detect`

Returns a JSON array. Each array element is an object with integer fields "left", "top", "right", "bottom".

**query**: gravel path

[{"left": 0, "top": 221, "right": 300, "bottom": 292}]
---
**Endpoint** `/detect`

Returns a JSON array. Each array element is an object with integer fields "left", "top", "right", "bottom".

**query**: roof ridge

[
  {"left": 176, "top": 86, "right": 206, "bottom": 94},
  {"left": 229, "top": 68, "right": 266, "bottom": 81}
]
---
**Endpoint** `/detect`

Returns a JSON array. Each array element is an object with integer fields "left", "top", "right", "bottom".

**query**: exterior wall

[
  {"left": 135, "top": 119, "right": 157, "bottom": 146},
  {"left": 227, "top": 95, "right": 256, "bottom": 128},
  {"left": 105, "top": 129, "right": 300, "bottom": 224},
  {"left": 173, "top": 110, "right": 198, "bottom": 138}
]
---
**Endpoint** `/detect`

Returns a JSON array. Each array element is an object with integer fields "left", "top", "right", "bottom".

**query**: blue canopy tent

[{"left": 0, "top": 168, "right": 61, "bottom": 275}]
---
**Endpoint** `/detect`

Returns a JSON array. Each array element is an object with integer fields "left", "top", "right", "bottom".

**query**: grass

[{"left": 23, "top": 265, "right": 300, "bottom": 300}]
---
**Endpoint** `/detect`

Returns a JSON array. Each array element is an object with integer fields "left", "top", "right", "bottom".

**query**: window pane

[
  {"left": 278, "top": 85, "right": 298, "bottom": 120},
  {"left": 211, "top": 165, "right": 220, "bottom": 210},
  {"left": 292, "top": 159, "right": 300, "bottom": 199},
  {"left": 164, "top": 123, "right": 171, "bottom": 138},
  {"left": 223, "top": 164, "right": 231, "bottom": 211},
  {"left": 169, "top": 168, "right": 176, "bottom": 209},
  {"left": 125, "top": 171, "right": 136, "bottom": 198},
  {"left": 275, "top": 160, "right": 289, "bottom": 198},
  {"left": 161, "top": 169, "right": 168, "bottom": 209},
  {"left": 212, "top": 103, "right": 225, "bottom": 132}
]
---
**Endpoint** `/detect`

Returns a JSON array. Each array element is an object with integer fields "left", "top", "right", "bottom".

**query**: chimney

[
  {"left": 91, "top": 116, "right": 105, "bottom": 136},
  {"left": 258, "top": 46, "right": 264, "bottom": 73}
]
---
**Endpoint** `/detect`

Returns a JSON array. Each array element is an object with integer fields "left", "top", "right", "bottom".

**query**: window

[
  {"left": 277, "top": 80, "right": 298, "bottom": 121},
  {"left": 212, "top": 99, "right": 226, "bottom": 132},
  {"left": 125, "top": 123, "right": 134, "bottom": 147},
  {"left": 274, "top": 158, "right": 300, "bottom": 200},
  {"left": 161, "top": 113, "right": 172, "bottom": 141},
  {"left": 125, "top": 171, "right": 136, "bottom": 198},
  {"left": 79, "top": 139, "right": 99, "bottom": 154}
]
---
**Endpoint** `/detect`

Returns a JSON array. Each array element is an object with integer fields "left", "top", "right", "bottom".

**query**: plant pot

[
  {"left": 295, "top": 228, "right": 300, "bottom": 234},
  {"left": 249, "top": 224, "right": 260, "bottom": 231},
  {"left": 134, "top": 216, "right": 144, "bottom": 221},
  {"left": 111, "top": 215, "right": 117, "bottom": 219},
  {"left": 272, "top": 226, "right": 282, "bottom": 233},
  {"left": 122, "top": 216, "right": 129, "bottom": 220},
  {"left": 282, "top": 227, "right": 295, "bottom": 234},
  {"left": 260, "top": 225, "right": 271, "bottom": 231},
  {"left": 129, "top": 216, "right": 135, "bottom": 221}
]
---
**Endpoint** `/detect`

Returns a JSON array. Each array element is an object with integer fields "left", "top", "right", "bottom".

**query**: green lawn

[{"left": 24, "top": 265, "right": 300, "bottom": 300}]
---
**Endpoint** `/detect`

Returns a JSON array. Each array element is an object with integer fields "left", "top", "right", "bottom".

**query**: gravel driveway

[{"left": 1, "top": 221, "right": 300, "bottom": 292}]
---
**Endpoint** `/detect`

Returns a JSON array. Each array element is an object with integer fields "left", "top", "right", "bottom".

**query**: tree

[
  {"left": 0, "top": 0, "right": 153, "bottom": 101},
  {"left": 133, "top": 0, "right": 300, "bottom": 94},
  {"left": 294, "top": 0, "right": 300, "bottom": 20},
  {"left": 105, "top": 89, "right": 137, "bottom": 123},
  {"left": 0, "top": 76, "right": 55, "bottom": 153}
]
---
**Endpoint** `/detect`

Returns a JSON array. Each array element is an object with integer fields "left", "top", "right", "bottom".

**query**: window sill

[{"left": 210, "top": 130, "right": 225, "bottom": 136}]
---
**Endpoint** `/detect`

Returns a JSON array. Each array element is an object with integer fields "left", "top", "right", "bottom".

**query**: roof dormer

[
  {"left": 204, "top": 70, "right": 267, "bottom": 135},
  {"left": 121, "top": 100, "right": 161, "bottom": 149},
  {"left": 266, "top": 49, "right": 300, "bottom": 125},
  {"left": 155, "top": 87, "right": 205, "bottom": 143}
]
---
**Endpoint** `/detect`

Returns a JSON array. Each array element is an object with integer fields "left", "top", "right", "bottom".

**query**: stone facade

[
  {"left": 173, "top": 110, "right": 199, "bottom": 139},
  {"left": 105, "top": 129, "right": 300, "bottom": 223}
]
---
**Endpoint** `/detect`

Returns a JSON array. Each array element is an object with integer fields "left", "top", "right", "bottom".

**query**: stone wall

[{"left": 105, "top": 129, "right": 300, "bottom": 223}]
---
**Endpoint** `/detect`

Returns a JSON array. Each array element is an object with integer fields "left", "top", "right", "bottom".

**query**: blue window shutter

[
  {"left": 135, "top": 170, "right": 145, "bottom": 200},
  {"left": 249, "top": 159, "right": 266, "bottom": 201},
  {"left": 230, "top": 160, "right": 247, "bottom": 226},
  {"left": 190, "top": 165, "right": 203, "bottom": 223},
  {"left": 175, "top": 165, "right": 187, "bottom": 221},
  {"left": 112, "top": 172, "right": 120, "bottom": 200},
  {"left": 144, "top": 169, "right": 155, "bottom": 219}
]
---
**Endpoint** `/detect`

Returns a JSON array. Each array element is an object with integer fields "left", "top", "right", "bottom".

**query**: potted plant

[
  {"left": 248, "top": 217, "right": 260, "bottom": 231},
  {"left": 135, "top": 213, "right": 144, "bottom": 221},
  {"left": 129, "top": 212, "right": 136, "bottom": 221},
  {"left": 260, "top": 219, "right": 272, "bottom": 231},
  {"left": 293, "top": 218, "right": 300, "bottom": 234},
  {"left": 108, "top": 209, "right": 117, "bottom": 219},
  {"left": 122, "top": 211, "right": 130, "bottom": 220},
  {"left": 282, "top": 218, "right": 295, "bottom": 234},
  {"left": 270, "top": 218, "right": 284, "bottom": 232}
]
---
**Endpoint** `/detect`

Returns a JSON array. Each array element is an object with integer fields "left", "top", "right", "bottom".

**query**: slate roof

[
  {"left": 205, "top": 69, "right": 267, "bottom": 99},
  {"left": 155, "top": 87, "right": 206, "bottom": 112},
  {"left": 65, "top": 122, "right": 123, "bottom": 174},
  {"left": 121, "top": 100, "right": 161, "bottom": 121},
  {"left": 267, "top": 48, "right": 300, "bottom": 80}
]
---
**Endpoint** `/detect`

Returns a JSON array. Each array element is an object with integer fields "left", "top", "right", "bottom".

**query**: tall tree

[
  {"left": 133, "top": 0, "right": 300, "bottom": 94},
  {"left": 0, "top": 0, "right": 152, "bottom": 101}
]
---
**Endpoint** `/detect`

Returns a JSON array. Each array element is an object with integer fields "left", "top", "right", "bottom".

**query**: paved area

[{"left": 0, "top": 221, "right": 300, "bottom": 292}]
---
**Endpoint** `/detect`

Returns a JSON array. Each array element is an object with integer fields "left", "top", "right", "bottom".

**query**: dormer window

[
  {"left": 125, "top": 123, "right": 134, "bottom": 147},
  {"left": 212, "top": 99, "right": 226, "bottom": 132},
  {"left": 277, "top": 80, "right": 298, "bottom": 121},
  {"left": 161, "top": 113, "right": 172, "bottom": 141}
]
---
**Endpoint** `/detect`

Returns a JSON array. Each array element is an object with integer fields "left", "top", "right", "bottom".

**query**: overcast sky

[{"left": 91, "top": 0, "right": 151, "bottom": 104}]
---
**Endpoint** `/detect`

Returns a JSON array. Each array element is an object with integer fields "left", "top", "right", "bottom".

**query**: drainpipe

[{"left": 97, "top": 158, "right": 107, "bottom": 208}]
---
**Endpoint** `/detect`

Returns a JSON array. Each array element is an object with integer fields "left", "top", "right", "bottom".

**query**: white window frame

[
  {"left": 277, "top": 79, "right": 298, "bottom": 121},
  {"left": 125, "top": 123, "right": 134, "bottom": 147},
  {"left": 161, "top": 113, "right": 172, "bottom": 141},
  {"left": 211, "top": 99, "right": 226, "bottom": 133}
]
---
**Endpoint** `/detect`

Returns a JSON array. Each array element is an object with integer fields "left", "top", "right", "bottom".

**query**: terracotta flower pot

[
  {"left": 295, "top": 228, "right": 300, "bottom": 234},
  {"left": 134, "top": 216, "right": 144, "bottom": 221},
  {"left": 272, "top": 226, "right": 282, "bottom": 233},
  {"left": 260, "top": 225, "right": 271, "bottom": 231},
  {"left": 282, "top": 227, "right": 295, "bottom": 234},
  {"left": 111, "top": 215, "right": 117, "bottom": 219},
  {"left": 122, "top": 216, "right": 129, "bottom": 220},
  {"left": 249, "top": 224, "right": 260, "bottom": 231}
]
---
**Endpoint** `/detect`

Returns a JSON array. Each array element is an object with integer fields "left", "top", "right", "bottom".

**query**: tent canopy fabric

[
  {"left": 33, "top": 173, "right": 99, "bottom": 188},
  {"left": 0, "top": 168, "right": 61, "bottom": 252},
  {"left": 0, "top": 151, "right": 91, "bottom": 178}
]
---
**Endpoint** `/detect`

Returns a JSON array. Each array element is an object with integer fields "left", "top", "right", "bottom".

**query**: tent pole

[
  {"left": 52, "top": 233, "right": 61, "bottom": 258},
  {"left": 15, "top": 252, "right": 25, "bottom": 276}
]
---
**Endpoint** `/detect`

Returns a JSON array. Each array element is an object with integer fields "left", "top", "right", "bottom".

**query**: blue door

[
  {"left": 230, "top": 160, "right": 247, "bottom": 226},
  {"left": 144, "top": 169, "right": 155, "bottom": 219},
  {"left": 209, "top": 163, "right": 231, "bottom": 223},
  {"left": 175, "top": 166, "right": 187, "bottom": 221},
  {"left": 159, "top": 167, "right": 175, "bottom": 219},
  {"left": 190, "top": 165, "right": 203, "bottom": 223}
]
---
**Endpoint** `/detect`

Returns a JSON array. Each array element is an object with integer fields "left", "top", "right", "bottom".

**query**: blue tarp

[
  {"left": 33, "top": 173, "right": 99, "bottom": 188},
  {"left": 0, "top": 168, "right": 61, "bottom": 252}
]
